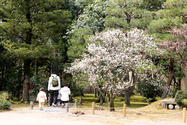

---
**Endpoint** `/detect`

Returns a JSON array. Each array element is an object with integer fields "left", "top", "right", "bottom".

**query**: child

[
  {"left": 59, "top": 84, "right": 71, "bottom": 108},
  {"left": 36, "top": 87, "right": 47, "bottom": 110}
]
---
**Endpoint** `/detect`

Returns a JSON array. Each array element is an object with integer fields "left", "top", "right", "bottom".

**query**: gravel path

[{"left": 0, "top": 107, "right": 186, "bottom": 125}]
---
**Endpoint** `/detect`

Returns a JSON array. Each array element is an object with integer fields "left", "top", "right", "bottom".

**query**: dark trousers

[{"left": 50, "top": 90, "right": 58, "bottom": 106}]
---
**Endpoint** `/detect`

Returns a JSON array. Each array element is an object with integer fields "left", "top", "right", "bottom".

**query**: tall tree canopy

[
  {"left": 66, "top": 1, "right": 107, "bottom": 62},
  {"left": 105, "top": 0, "right": 152, "bottom": 30},
  {"left": 0, "top": 0, "right": 72, "bottom": 102}
]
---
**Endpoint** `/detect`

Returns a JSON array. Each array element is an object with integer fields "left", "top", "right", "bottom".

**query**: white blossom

[{"left": 66, "top": 28, "right": 161, "bottom": 95}]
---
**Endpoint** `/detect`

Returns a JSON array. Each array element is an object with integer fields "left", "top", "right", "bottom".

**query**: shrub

[
  {"left": 0, "top": 93, "right": 11, "bottom": 110},
  {"left": 175, "top": 90, "right": 187, "bottom": 106},
  {"left": 182, "top": 99, "right": 187, "bottom": 104},
  {"left": 136, "top": 78, "right": 164, "bottom": 103},
  {"left": 29, "top": 74, "right": 48, "bottom": 96}
]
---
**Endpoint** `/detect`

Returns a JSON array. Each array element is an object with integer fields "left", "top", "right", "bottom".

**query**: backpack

[{"left": 51, "top": 76, "right": 58, "bottom": 87}]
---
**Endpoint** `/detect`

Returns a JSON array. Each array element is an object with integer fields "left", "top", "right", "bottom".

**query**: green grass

[
  {"left": 74, "top": 94, "right": 148, "bottom": 108},
  {"left": 10, "top": 93, "right": 149, "bottom": 109}
]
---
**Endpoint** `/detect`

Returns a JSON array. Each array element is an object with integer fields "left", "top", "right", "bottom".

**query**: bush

[
  {"left": 29, "top": 74, "right": 48, "bottom": 96},
  {"left": 175, "top": 90, "right": 187, "bottom": 106},
  {"left": 136, "top": 78, "right": 164, "bottom": 103},
  {"left": 0, "top": 93, "right": 11, "bottom": 110}
]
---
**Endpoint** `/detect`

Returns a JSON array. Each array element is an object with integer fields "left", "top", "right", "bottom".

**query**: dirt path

[{"left": 0, "top": 109, "right": 186, "bottom": 125}]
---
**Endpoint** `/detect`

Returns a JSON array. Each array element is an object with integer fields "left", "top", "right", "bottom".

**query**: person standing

[
  {"left": 48, "top": 71, "right": 61, "bottom": 107},
  {"left": 59, "top": 84, "right": 71, "bottom": 108},
  {"left": 36, "top": 87, "right": 47, "bottom": 110}
]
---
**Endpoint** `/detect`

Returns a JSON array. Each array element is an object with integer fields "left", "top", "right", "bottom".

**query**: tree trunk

[
  {"left": 161, "top": 58, "right": 174, "bottom": 99},
  {"left": 94, "top": 88, "right": 97, "bottom": 98},
  {"left": 55, "top": 54, "right": 59, "bottom": 75},
  {"left": 0, "top": 64, "right": 4, "bottom": 91},
  {"left": 79, "top": 96, "right": 82, "bottom": 105},
  {"left": 96, "top": 90, "right": 105, "bottom": 105},
  {"left": 35, "top": 59, "right": 38, "bottom": 76},
  {"left": 125, "top": 88, "right": 130, "bottom": 106},
  {"left": 99, "top": 92, "right": 104, "bottom": 105},
  {"left": 23, "top": 0, "right": 32, "bottom": 103},
  {"left": 23, "top": 59, "right": 31, "bottom": 103},
  {"left": 108, "top": 98, "right": 115, "bottom": 111}
]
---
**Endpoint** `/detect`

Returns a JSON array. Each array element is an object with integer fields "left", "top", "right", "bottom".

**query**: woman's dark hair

[
  {"left": 40, "top": 87, "right": 45, "bottom": 91},
  {"left": 64, "top": 84, "right": 69, "bottom": 87}
]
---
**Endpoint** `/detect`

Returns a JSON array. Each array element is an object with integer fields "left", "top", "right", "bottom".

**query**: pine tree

[
  {"left": 105, "top": 0, "right": 152, "bottom": 30},
  {"left": 148, "top": 0, "right": 187, "bottom": 98},
  {"left": 0, "top": 0, "right": 72, "bottom": 102}
]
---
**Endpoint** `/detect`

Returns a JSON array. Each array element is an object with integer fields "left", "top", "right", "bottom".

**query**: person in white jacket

[
  {"left": 59, "top": 84, "right": 71, "bottom": 108},
  {"left": 36, "top": 87, "right": 47, "bottom": 110},
  {"left": 48, "top": 72, "right": 61, "bottom": 107}
]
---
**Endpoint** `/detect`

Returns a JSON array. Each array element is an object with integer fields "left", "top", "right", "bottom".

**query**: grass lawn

[
  {"left": 73, "top": 93, "right": 149, "bottom": 108},
  {"left": 10, "top": 93, "right": 156, "bottom": 109}
]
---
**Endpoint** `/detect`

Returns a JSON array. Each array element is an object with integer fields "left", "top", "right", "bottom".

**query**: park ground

[{"left": 1, "top": 100, "right": 187, "bottom": 125}]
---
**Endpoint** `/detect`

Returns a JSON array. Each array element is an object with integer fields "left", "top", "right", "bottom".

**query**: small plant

[
  {"left": 0, "top": 93, "right": 12, "bottom": 110},
  {"left": 175, "top": 90, "right": 187, "bottom": 106}
]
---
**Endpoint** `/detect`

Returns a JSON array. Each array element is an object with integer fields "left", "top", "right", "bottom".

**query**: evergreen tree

[
  {"left": 148, "top": 0, "right": 187, "bottom": 98},
  {"left": 66, "top": 1, "right": 108, "bottom": 62},
  {"left": 105, "top": 0, "right": 152, "bottom": 30},
  {"left": 0, "top": 0, "right": 72, "bottom": 102},
  {"left": 141, "top": 0, "right": 166, "bottom": 11},
  {"left": 148, "top": 0, "right": 187, "bottom": 40}
]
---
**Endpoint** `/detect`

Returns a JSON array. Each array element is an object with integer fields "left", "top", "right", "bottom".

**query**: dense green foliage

[
  {"left": 0, "top": 0, "right": 72, "bottom": 102},
  {"left": 175, "top": 90, "right": 187, "bottom": 106},
  {"left": 141, "top": 0, "right": 166, "bottom": 11},
  {"left": 148, "top": 0, "right": 187, "bottom": 40},
  {"left": 0, "top": 0, "right": 187, "bottom": 103},
  {"left": 105, "top": 0, "right": 152, "bottom": 30},
  {"left": 136, "top": 78, "right": 164, "bottom": 103},
  {"left": 0, "top": 92, "right": 11, "bottom": 110},
  {"left": 29, "top": 69, "right": 48, "bottom": 96}
]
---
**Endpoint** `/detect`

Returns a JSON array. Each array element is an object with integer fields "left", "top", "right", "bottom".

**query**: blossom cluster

[{"left": 157, "top": 25, "right": 187, "bottom": 67}]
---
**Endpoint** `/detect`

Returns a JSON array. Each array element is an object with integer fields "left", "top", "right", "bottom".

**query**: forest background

[{"left": 0, "top": 0, "right": 187, "bottom": 109}]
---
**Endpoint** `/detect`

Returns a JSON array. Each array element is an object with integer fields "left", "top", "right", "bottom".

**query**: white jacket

[
  {"left": 36, "top": 91, "right": 47, "bottom": 102},
  {"left": 48, "top": 74, "right": 61, "bottom": 91},
  {"left": 60, "top": 86, "right": 71, "bottom": 101}
]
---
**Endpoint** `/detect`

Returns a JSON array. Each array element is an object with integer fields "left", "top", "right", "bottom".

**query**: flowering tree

[
  {"left": 66, "top": 28, "right": 160, "bottom": 110},
  {"left": 157, "top": 25, "right": 187, "bottom": 99}
]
